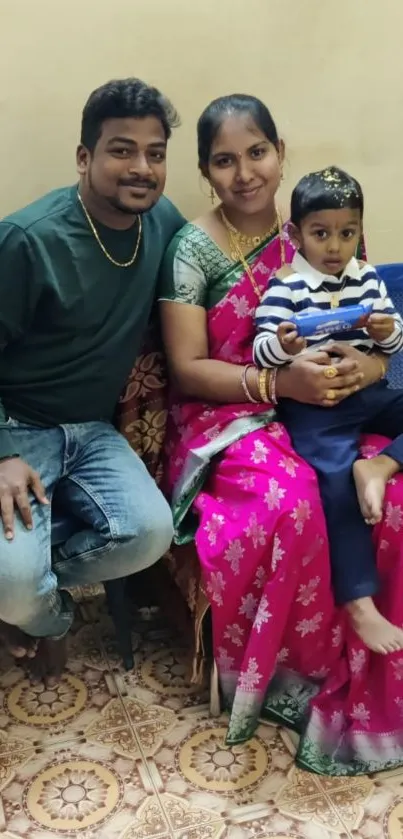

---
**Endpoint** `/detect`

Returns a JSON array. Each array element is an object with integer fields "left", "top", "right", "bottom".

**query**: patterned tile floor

[{"left": 0, "top": 599, "right": 402, "bottom": 839}]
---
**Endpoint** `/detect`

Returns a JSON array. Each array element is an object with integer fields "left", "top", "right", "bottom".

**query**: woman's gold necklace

[
  {"left": 220, "top": 207, "right": 285, "bottom": 302},
  {"left": 220, "top": 208, "right": 279, "bottom": 260},
  {"left": 77, "top": 190, "right": 142, "bottom": 268}
]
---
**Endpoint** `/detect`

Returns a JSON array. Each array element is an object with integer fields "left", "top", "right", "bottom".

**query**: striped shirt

[{"left": 253, "top": 252, "right": 403, "bottom": 368}]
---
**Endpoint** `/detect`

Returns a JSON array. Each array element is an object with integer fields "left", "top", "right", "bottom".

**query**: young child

[{"left": 253, "top": 165, "right": 403, "bottom": 655}]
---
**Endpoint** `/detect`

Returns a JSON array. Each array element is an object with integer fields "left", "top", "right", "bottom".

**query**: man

[{"left": 0, "top": 78, "right": 185, "bottom": 682}]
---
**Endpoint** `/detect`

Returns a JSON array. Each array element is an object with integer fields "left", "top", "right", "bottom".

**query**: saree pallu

[{"left": 164, "top": 227, "right": 403, "bottom": 775}]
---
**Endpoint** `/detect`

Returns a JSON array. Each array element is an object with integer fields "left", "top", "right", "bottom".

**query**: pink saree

[{"left": 164, "top": 225, "right": 403, "bottom": 775}]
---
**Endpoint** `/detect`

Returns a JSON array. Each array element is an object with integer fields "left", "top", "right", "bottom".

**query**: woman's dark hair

[
  {"left": 291, "top": 166, "right": 364, "bottom": 226},
  {"left": 81, "top": 78, "right": 180, "bottom": 152},
  {"left": 197, "top": 94, "right": 279, "bottom": 170}
]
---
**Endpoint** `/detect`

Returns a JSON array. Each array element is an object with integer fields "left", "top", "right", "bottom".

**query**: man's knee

[{"left": 116, "top": 488, "right": 173, "bottom": 561}]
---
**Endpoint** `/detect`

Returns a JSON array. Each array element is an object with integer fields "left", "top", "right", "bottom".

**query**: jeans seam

[
  {"left": 61, "top": 425, "right": 69, "bottom": 476},
  {"left": 65, "top": 475, "right": 120, "bottom": 539},
  {"left": 53, "top": 538, "right": 117, "bottom": 574}
]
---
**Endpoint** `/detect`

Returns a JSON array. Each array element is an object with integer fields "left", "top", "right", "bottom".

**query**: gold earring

[{"left": 210, "top": 185, "right": 215, "bottom": 205}]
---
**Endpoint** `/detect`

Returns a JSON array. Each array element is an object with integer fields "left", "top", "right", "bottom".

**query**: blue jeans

[
  {"left": 0, "top": 419, "right": 173, "bottom": 638},
  {"left": 280, "top": 380, "right": 403, "bottom": 604}
]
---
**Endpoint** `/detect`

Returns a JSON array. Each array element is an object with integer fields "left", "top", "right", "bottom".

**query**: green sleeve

[
  {"left": 0, "top": 223, "right": 41, "bottom": 458},
  {"left": 158, "top": 227, "right": 208, "bottom": 307}
]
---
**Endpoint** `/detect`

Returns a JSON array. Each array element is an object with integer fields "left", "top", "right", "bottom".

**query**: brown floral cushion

[
  {"left": 115, "top": 311, "right": 202, "bottom": 617},
  {"left": 115, "top": 313, "right": 167, "bottom": 486}
]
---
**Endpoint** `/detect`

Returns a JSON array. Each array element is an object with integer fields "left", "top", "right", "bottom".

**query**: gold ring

[
  {"left": 324, "top": 366, "right": 338, "bottom": 379},
  {"left": 325, "top": 389, "right": 337, "bottom": 401}
]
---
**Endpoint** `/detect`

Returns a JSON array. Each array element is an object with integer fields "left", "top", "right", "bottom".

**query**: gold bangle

[
  {"left": 241, "top": 365, "right": 260, "bottom": 403},
  {"left": 268, "top": 369, "right": 279, "bottom": 406},
  {"left": 258, "top": 369, "right": 269, "bottom": 402}
]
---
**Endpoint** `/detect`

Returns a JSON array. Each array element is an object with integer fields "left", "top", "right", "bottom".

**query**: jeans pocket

[
  {"left": 0, "top": 416, "right": 17, "bottom": 429},
  {"left": 0, "top": 417, "right": 34, "bottom": 431},
  {"left": 3, "top": 416, "right": 20, "bottom": 428}
]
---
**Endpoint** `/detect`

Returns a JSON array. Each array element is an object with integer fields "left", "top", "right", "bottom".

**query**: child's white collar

[{"left": 291, "top": 251, "right": 361, "bottom": 290}]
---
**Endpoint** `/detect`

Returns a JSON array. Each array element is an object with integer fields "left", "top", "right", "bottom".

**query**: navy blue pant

[{"left": 279, "top": 380, "right": 403, "bottom": 604}]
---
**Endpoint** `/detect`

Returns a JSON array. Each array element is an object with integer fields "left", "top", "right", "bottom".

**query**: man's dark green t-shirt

[{"left": 0, "top": 185, "right": 185, "bottom": 458}]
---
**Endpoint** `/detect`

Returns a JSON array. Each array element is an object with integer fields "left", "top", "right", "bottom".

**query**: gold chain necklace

[
  {"left": 220, "top": 208, "right": 279, "bottom": 260},
  {"left": 220, "top": 207, "right": 285, "bottom": 302},
  {"left": 77, "top": 190, "right": 142, "bottom": 268},
  {"left": 322, "top": 276, "right": 348, "bottom": 309}
]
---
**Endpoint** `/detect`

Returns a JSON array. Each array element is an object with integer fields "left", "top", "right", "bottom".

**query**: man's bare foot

[
  {"left": 353, "top": 455, "right": 400, "bottom": 525},
  {"left": 25, "top": 637, "right": 68, "bottom": 686},
  {"left": 0, "top": 619, "right": 38, "bottom": 659},
  {"left": 346, "top": 596, "right": 403, "bottom": 654}
]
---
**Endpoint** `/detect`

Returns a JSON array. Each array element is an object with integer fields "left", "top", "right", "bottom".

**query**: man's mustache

[{"left": 118, "top": 178, "right": 158, "bottom": 190}]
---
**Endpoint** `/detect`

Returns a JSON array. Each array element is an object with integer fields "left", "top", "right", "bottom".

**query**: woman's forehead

[{"left": 211, "top": 114, "right": 266, "bottom": 153}]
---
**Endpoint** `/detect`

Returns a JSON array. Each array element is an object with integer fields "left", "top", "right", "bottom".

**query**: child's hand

[
  {"left": 277, "top": 322, "right": 307, "bottom": 355},
  {"left": 356, "top": 312, "right": 371, "bottom": 329},
  {"left": 366, "top": 313, "right": 395, "bottom": 343}
]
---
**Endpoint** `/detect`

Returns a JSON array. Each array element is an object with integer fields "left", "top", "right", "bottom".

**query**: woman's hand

[
  {"left": 276, "top": 348, "right": 364, "bottom": 407},
  {"left": 328, "top": 343, "right": 386, "bottom": 389}
]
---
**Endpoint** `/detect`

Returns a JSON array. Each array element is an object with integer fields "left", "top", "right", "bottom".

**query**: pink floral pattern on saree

[{"left": 165, "top": 228, "right": 403, "bottom": 775}]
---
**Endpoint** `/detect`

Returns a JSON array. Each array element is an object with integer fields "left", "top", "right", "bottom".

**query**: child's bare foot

[
  {"left": 353, "top": 455, "right": 400, "bottom": 525},
  {"left": 346, "top": 596, "right": 403, "bottom": 654}
]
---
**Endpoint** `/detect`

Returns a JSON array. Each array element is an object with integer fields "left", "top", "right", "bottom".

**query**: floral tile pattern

[
  {"left": 0, "top": 596, "right": 402, "bottom": 836},
  {"left": 1, "top": 738, "right": 164, "bottom": 838},
  {"left": 0, "top": 624, "right": 124, "bottom": 751},
  {"left": 276, "top": 767, "right": 374, "bottom": 833}
]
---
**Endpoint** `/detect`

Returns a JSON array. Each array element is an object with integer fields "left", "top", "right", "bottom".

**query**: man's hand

[
  {"left": 366, "top": 313, "right": 395, "bottom": 343},
  {"left": 277, "top": 322, "right": 307, "bottom": 355},
  {"left": 0, "top": 458, "right": 48, "bottom": 540}
]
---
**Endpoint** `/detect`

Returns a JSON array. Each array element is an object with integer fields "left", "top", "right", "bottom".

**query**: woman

[{"left": 159, "top": 94, "right": 403, "bottom": 775}]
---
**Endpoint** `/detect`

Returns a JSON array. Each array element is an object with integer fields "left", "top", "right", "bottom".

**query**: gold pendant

[{"left": 330, "top": 294, "right": 339, "bottom": 309}]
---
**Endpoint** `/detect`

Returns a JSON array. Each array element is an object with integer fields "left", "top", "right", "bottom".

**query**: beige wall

[{"left": 0, "top": 0, "right": 402, "bottom": 261}]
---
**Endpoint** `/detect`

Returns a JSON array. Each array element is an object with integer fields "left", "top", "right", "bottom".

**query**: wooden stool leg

[
  {"left": 104, "top": 578, "right": 134, "bottom": 670},
  {"left": 209, "top": 659, "right": 221, "bottom": 717}
]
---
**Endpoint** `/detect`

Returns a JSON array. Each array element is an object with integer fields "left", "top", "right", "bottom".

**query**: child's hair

[{"left": 290, "top": 165, "right": 364, "bottom": 227}]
